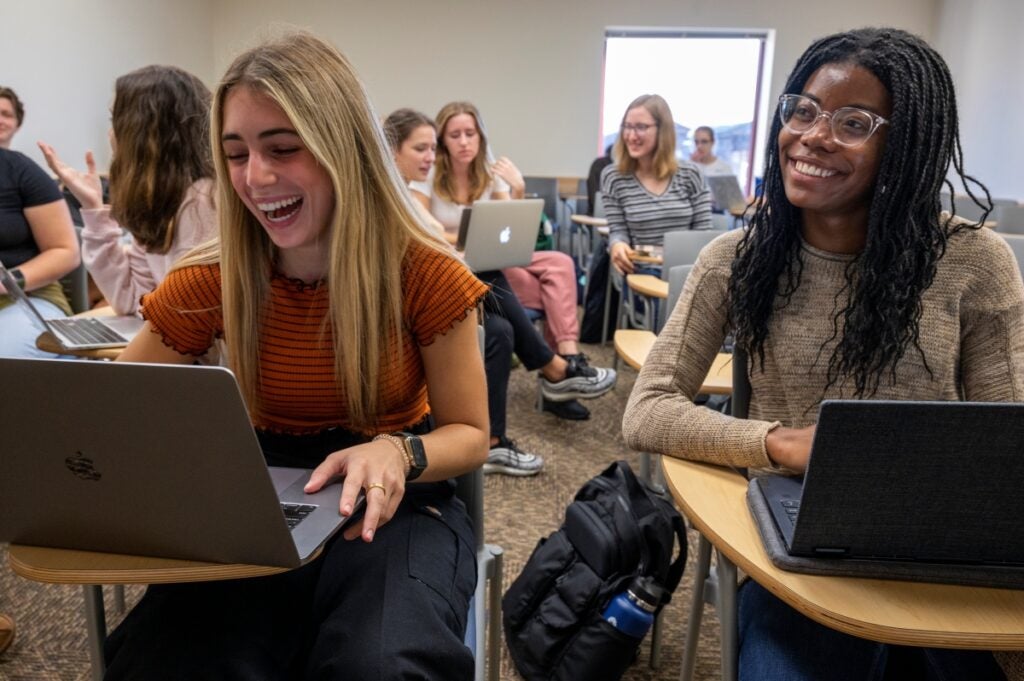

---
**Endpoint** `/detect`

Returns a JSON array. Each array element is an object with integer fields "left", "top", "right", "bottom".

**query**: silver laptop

[
  {"left": 456, "top": 198, "right": 543, "bottom": 271},
  {"left": 706, "top": 174, "right": 747, "bottom": 214},
  {"left": 0, "top": 358, "right": 362, "bottom": 568},
  {"left": 0, "top": 263, "right": 144, "bottom": 350}
]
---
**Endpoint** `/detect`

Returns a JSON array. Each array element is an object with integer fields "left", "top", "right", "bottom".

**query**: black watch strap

[
  {"left": 398, "top": 431, "right": 427, "bottom": 481},
  {"left": 9, "top": 267, "right": 26, "bottom": 290}
]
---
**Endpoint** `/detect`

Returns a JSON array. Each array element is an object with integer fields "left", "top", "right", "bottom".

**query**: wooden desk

[
  {"left": 8, "top": 544, "right": 290, "bottom": 680},
  {"left": 613, "top": 334, "right": 732, "bottom": 397},
  {"left": 663, "top": 458, "right": 1024, "bottom": 679},
  {"left": 569, "top": 213, "right": 607, "bottom": 228},
  {"left": 35, "top": 306, "right": 127, "bottom": 360},
  {"left": 625, "top": 273, "right": 668, "bottom": 299}
]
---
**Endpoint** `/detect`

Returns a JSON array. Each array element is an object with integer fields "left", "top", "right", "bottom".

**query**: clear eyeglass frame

[
  {"left": 778, "top": 94, "right": 889, "bottom": 148},
  {"left": 621, "top": 123, "right": 657, "bottom": 135}
]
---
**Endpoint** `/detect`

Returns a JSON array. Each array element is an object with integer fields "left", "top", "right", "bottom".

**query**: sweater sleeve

[
  {"left": 622, "top": 232, "right": 777, "bottom": 468},
  {"left": 959, "top": 229, "right": 1024, "bottom": 402},
  {"left": 80, "top": 207, "right": 155, "bottom": 316},
  {"left": 684, "top": 167, "right": 714, "bottom": 231},
  {"left": 600, "top": 166, "right": 630, "bottom": 248}
]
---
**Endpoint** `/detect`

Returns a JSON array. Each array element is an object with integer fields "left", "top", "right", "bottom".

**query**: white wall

[
  {"left": 1, "top": 0, "right": 215, "bottom": 172},
  {"left": 935, "top": 0, "right": 1024, "bottom": 200},
  {"left": 210, "top": 0, "right": 938, "bottom": 178}
]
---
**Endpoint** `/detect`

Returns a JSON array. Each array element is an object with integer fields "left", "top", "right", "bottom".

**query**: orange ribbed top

[{"left": 140, "top": 241, "right": 488, "bottom": 434}]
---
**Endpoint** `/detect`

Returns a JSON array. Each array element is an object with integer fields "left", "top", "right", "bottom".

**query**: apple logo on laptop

[
  {"left": 499, "top": 226, "right": 511, "bottom": 244},
  {"left": 65, "top": 451, "right": 102, "bottom": 481}
]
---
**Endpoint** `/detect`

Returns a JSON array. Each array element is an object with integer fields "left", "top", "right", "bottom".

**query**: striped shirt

[
  {"left": 140, "top": 241, "right": 488, "bottom": 434},
  {"left": 600, "top": 164, "right": 712, "bottom": 247}
]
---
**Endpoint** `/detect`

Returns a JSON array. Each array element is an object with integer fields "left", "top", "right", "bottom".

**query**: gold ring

[{"left": 367, "top": 482, "right": 387, "bottom": 495}]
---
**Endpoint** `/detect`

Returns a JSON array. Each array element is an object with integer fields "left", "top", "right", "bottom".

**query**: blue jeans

[
  {"left": 0, "top": 297, "right": 72, "bottom": 358},
  {"left": 738, "top": 581, "right": 1006, "bottom": 681}
]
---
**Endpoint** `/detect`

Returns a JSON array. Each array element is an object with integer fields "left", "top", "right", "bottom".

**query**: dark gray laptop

[
  {"left": 748, "top": 400, "right": 1024, "bottom": 587},
  {"left": 456, "top": 198, "right": 543, "bottom": 271},
  {"left": 0, "top": 262, "right": 144, "bottom": 350},
  {"left": 706, "top": 174, "right": 747, "bottom": 214},
  {"left": 0, "top": 358, "right": 361, "bottom": 568}
]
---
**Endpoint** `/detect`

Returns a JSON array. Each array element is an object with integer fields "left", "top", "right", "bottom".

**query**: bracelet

[
  {"left": 9, "top": 267, "right": 26, "bottom": 290},
  {"left": 373, "top": 433, "right": 412, "bottom": 477}
]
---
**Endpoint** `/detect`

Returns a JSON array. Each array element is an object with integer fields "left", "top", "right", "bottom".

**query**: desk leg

[
  {"left": 714, "top": 551, "right": 739, "bottom": 681},
  {"left": 83, "top": 585, "right": 107, "bottom": 681},
  {"left": 680, "top": 534, "right": 713, "bottom": 681}
]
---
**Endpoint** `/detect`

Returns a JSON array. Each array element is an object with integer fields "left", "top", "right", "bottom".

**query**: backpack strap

[{"left": 662, "top": 512, "right": 688, "bottom": 601}]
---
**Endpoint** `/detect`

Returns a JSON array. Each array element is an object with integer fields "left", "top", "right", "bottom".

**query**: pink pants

[{"left": 503, "top": 250, "right": 579, "bottom": 350}]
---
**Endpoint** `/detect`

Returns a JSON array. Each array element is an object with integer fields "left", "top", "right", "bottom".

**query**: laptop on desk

[
  {"left": 456, "top": 198, "right": 543, "bottom": 271},
  {"left": 706, "top": 174, "right": 747, "bottom": 214},
  {"left": 0, "top": 263, "right": 144, "bottom": 350},
  {"left": 0, "top": 358, "right": 362, "bottom": 568},
  {"left": 748, "top": 400, "right": 1024, "bottom": 588}
]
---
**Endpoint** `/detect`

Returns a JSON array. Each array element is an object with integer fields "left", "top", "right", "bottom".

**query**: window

[{"left": 601, "top": 29, "right": 774, "bottom": 193}]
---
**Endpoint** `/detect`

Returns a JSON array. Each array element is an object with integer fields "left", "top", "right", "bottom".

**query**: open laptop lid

[
  {"left": 706, "top": 175, "right": 746, "bottom": 213},
  {"left": 458, "top": 198, "right": 543, "bottom": 272},
  {"left": 0, "top": 358, "right": 350, "bottom": 568},
  {"left": 0, "top": 262, "right": 50, "bottom": 332},
  {"left": 790, "top": 400, "right": 1024, "bottom": 565}
]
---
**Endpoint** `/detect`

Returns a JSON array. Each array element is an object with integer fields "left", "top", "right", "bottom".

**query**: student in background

[
  {"left": 623, "top": 27, "right": 1018, "bottom": 680},
  {"left": 411, "top": 100, "right": 616, "bottom": 420},
  {"left": 690, "top": 125, "right": 734, "bottom": 177},
  {"left": 602, "top": 94, "right": 712, "bottom": 275},
  {"left": 104, "top": 32, "right": 488, "bottom": 679},
  {"left": 384, "top": 107, "right": 545, "bottom": 473},
  {"left": 39, "top": 65, "right": 216, "bottom": 316},
  {"left": 0, "top": 86, "right": 80, "bottom": 358}
]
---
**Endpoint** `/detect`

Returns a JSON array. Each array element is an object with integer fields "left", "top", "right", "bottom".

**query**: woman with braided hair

[{"left": 624, "top": 27, "right": 1020, "bottom": 679}]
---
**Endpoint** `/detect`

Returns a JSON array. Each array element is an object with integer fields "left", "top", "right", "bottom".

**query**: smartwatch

[
  {"left": 9, "top": 267, "right": 26, "bottom": 290},
  {"left": 397, "top": 431, "right": 427, "bottom": 481}
]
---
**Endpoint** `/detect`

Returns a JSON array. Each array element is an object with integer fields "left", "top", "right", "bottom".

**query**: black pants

[{"left": 104, "top": 428, "right": 477, "bottom": 681}]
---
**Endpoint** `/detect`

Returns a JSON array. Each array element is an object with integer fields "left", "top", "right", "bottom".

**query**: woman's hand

[
  {"left": 304, "top": 438, "right": 408, "bottom": 542},
  {"left": 765, "top": 424, "right": 816, "bottom": 472},
  {"left": 609, "top": 241, "right": 636, "bottom": 274},
  {"left": 491, "top": 156, "right": 525, "bottom": 199},
  {"left": 38, "top": 142, "right": 104, "bottom": 210}
]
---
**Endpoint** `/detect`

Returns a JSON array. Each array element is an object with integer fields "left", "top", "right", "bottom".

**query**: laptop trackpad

[{"left": 269, "top": 466, "right": 307, "bottom": 494}]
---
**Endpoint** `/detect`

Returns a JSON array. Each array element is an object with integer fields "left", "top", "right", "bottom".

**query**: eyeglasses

[
  {"left": 778, "top": 94, "right": 889, "bottom": 148},
  {"left": 621, "top": 123, "right": 657, "bottom": 135}
]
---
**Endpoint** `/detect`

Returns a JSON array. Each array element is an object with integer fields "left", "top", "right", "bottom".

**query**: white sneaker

[
  {"left": 484, "top": 439, "right": 544, "bottom": 476},
  {"left": 540, "top": 353, "right": 617, "bottom": 402}
]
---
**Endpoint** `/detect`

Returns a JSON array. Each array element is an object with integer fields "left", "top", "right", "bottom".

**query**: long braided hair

[{"left": 729, "top": 27, "right": 991, "bottom": 397}]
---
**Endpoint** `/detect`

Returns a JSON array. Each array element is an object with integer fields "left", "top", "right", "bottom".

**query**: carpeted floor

[{"left": 4, "top": 342, "right": 1020, "bottom": 680}]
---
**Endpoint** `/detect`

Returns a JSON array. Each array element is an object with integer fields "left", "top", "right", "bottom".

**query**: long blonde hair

[
  {"left": 191, "top": 31, "right": 448, "bottom": 428},
  {"left": 433, "top": 101, "right": 492, "bottom": 204},
  {"left": 613, "top": 94, "right": 679, "bottom": 180}
]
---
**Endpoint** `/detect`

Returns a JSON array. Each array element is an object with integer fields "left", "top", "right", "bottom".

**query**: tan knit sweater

[{"left": 623, "top": 226, "right": 1024, "bottom": 469}]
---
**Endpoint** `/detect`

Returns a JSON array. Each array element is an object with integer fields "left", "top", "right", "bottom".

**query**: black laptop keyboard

[
  {"left": 781, "top": 498, "right": 801, "bottom": 525},
  {"left": 49, "top": 317, "right": 127, "bottom": 345},
  {"left": 281, "top": 502, "right": 318, "bottom": 529}
]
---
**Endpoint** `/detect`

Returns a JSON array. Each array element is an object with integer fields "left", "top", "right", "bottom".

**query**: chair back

[
  {"left": 995, "top": 204, "right": 1024, "bottom": 234},
  {"left": 657, "top": 264, "right": 692, "bottom": 333},
  {"left": 711, "top": 213, "right": 731, "bottom": 231},
  {"left": 593, "top": 192, "right": 606, "bottom": 219},
  {"left": 660, "top": 230, "right": 723, "bottom": 280},
  {"left": 524, "top": 176, "right": 559, "bottom": 223},
  {"left": 61, "top": 227, "right": 90, "bottom": 314},
  {"left": 731, "top": 346, "right": 751, "bottom": 420}
]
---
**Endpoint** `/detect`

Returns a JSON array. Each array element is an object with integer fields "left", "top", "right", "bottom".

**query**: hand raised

[
  {"left": 491, "top": 156, "right": 525, "bottom": 196},
  {"left": 38, "top": 142, "right": 104, "bottom": 210}
]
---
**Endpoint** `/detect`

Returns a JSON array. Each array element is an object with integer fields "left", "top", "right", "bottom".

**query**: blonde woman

[
  {"left": 602, "top": 94, "right": 712, "bottom": 275},
  {"left": 105, "top": 32, "right": 488, "bottom": 679},
  {"left": 411, "top": 101, "right": 616, "bottom": 418}
]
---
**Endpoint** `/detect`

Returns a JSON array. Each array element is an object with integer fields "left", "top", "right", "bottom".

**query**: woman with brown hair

[{"left": 39, "top": 65, "right": 216, "bottom": 315}]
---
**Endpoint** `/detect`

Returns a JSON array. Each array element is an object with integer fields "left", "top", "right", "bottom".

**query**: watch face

[{"left": 400, "top": 432, "right": 427, "bottom": 480}]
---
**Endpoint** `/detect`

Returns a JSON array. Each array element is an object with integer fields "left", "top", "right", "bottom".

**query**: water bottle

[{"left": 601, "top": 576, "right": 665, "bottom": 638}]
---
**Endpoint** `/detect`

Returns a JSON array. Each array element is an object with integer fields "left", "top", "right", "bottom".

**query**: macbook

[
  {"left": 706, "top": 174, "right": 747, "bottom": 214},
  {"left": 0, "top": 262, "right": 144, "bottom": 350},
  {"left": 0, "top": 358, "right": 362, "bottom": 568},
  {"left": 456, "top": 198, "right": 543, "bottom": 271},
  {"left": 748, "top": 400, "right": 1024, "bottom": 584}
]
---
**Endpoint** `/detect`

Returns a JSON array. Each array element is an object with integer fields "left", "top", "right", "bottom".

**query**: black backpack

[{"left": 502, "top": 461, "right": 687, "bottom": 681}]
